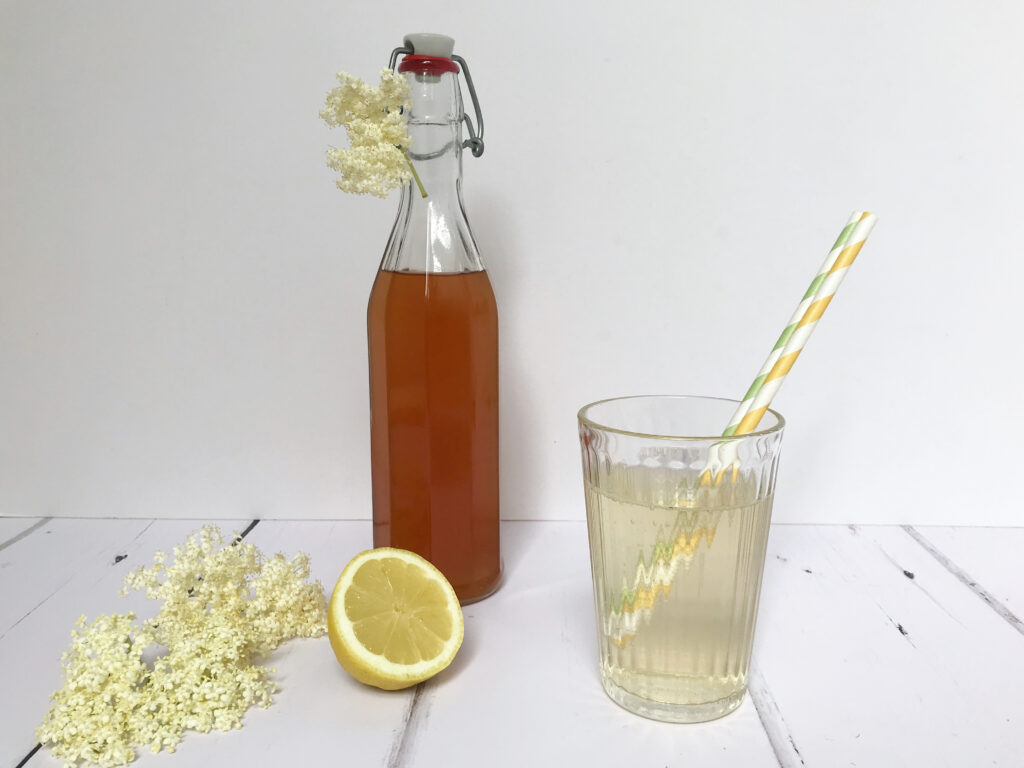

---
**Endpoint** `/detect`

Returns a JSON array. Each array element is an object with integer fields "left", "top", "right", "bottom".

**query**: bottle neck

[
  {"left": 405, "top": 124, "right": 463, "bottom": 202},
  {"left": 380, "top": 70, "right": 483, "bottom": 274},
  {"left": 407, "top": 70, "right": 463, "bottom": 192}
]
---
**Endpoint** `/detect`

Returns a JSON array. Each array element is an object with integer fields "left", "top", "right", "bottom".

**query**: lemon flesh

[{"left": 328, "top": 548, "right": 464, "bottom": 690}]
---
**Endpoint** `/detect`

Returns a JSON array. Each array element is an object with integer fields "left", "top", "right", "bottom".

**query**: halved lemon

[{"left": 327, "top": 548, "right": 464, "bottom": 690}]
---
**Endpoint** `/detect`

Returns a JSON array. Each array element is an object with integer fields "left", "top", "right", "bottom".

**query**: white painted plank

[
  {"left": 3, "top": 519, "right": 408, "bottom": 768},
  {"left": 754, "top": 524, "right": 1024, "bottom": 767},
  {"left": 909, "top": 526, "right": 1024, "bottom": 622},
  {"left": 12, "top": 520, "right": 1024, "bottom": 768},
  {"left": 406, "top": 521, "right": 780, "bottom": 768},
  {"left": 0, "top": 517, "right": 154, "bottom": 635}
]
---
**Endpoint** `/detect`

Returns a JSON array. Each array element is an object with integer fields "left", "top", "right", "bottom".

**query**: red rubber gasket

[{"left": 398, "top": 55, "right": 460, "bottom": 75}]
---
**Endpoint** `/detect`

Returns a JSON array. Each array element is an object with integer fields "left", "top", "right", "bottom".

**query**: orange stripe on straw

[
  {"left": 797, "top": 294, "right": 834, "bottom": 327},
  {"left": 735, "top": 405, "right": 770, "bottom": 435},
  {"left": 766, "top": 349, "right": 801, "bottom": 381},
  {"left": 830, "top": 240, "right": 866, "bottom": 273}
]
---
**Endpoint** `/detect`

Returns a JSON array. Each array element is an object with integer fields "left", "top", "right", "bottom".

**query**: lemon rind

[{"left": 330, "top": 548, "right": 463, "bottom": 684}]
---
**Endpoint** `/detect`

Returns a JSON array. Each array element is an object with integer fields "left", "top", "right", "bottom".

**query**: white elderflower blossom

[
  {"left": 37, "top": 526, "right": 327, "bottom": 767},
  {"left": 320, "top": 68, "right": 426, "bottom": 198}
]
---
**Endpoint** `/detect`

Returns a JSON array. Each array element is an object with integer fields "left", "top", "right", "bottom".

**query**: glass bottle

[{"left": 367, "top": 37, "right": 501, "bottom": 603}]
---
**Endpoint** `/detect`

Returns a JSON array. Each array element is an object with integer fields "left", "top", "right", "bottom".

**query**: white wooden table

[{"left": 2, "top": 518, "right": 1022, "bottom": 767}]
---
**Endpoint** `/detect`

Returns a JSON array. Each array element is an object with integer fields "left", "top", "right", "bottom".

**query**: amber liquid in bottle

[
  {"left": 368, "top": 53, "right": 501, "bottom": 602},
  {"left": 368, "top": 270, "right": 501, "bottom": 602}
]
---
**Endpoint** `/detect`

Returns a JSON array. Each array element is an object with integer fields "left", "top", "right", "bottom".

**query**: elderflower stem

[{"left": 401, "top": 148, "right": 428, "bottom": 198}]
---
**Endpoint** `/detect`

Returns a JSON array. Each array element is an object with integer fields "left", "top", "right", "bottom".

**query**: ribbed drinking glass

[{"left": 578, "top": 395, "right": 785, "bottom": 722}]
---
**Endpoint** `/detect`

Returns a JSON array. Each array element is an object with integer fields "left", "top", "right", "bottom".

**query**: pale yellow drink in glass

[{"left": 578, "top": 396, "right": 784, "bottom": 723}]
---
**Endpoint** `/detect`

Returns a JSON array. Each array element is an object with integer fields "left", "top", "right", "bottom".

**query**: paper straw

[
  {"left": 702, "top": 211, "right": 877, "bottom": 484},
  {"left": 610, "top": 211, "right": 879, "bottom": 645},
  {"left": 722, "top": 211, "right": 863, "bottom": 436},
  {"left": 732, "top": 211, "right": 877, "bottom": 435}
]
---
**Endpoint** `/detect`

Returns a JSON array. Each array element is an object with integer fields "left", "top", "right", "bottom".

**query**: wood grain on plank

[
  {"left": 748, "top": 666, "right": 804, "bottom": 768},
  {"left": 908, "top": 526, "right": 1024, "bottom": 626},
  {"left": 754, "top": 525, "right": 1024, "bottom": 768},
  {"left": 0, "top": 517, "right": 49, "bottom": 553},
  {"left": 0, "top": 518, "right": 154, "bottom": 637}
]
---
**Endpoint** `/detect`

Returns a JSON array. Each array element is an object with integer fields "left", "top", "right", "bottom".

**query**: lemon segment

[{"left": 328, "top": 548, "right": 464, "bottom": 690}]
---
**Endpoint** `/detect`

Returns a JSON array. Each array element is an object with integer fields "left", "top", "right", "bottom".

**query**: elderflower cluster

[
  {"left": 37, "top": 527, "right": 327, "bottom": 767},
  {"left": 320, "top": 68, "right": 413, "bottom": 197}
]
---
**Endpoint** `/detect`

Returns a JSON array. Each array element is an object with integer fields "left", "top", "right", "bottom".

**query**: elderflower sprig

[
  {"left": 320, "top": 68, "right": 427, "bottom": 198},
  {"left": 37, "top": 526, "right": 327, "bottom": 767}
]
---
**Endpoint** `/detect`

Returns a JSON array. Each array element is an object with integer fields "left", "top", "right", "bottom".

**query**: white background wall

[{"left": 2, "top": 0, "right": 1021, "bottom": 524}]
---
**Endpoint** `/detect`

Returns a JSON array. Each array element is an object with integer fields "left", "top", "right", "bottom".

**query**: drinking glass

[{"left": 578, "top": 395, "right": 785, "bottom": 723}]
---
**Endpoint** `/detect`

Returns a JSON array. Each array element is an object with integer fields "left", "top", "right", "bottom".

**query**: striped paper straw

[
  {"left": 614, "top": 211, "right": 880, "bottom": 646},
  {"left": 722, "top": 211, "right": 863, "bottom": 436},
  {"left": 701, "top": 211, "right": 877, "bottom": 484},
  {"left": 733, "top": 211, "right": 877, "bottom": 435}
]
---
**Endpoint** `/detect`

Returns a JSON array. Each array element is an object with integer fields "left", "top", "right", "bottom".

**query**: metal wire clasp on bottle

[{"left": 388, "top": 45, "right": 486, "bottom": 158}]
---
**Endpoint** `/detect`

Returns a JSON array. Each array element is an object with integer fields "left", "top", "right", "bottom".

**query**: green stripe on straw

[
  {"left": 722, "top": 212, "right": 862, "bottom": 435},
  {"left": 802, "top": 272, "right": 828, "bottom": 301}
]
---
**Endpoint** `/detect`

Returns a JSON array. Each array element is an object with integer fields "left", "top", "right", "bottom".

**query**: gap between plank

[
  {"left": 0, "top": 518, "right": 52, "bottom": 554},
  {"left": 903, "top": 526, "right": 1024, "bottom": 637},
  {"left": 235, "top": 519, "right": 260, "bottom": 542},
  {"left": 747, "top": 666, "right": 806, "bottom": 767},
  {"left": 386, "top": 681, "right": 431, "bottom": 768},
  {"left": 14, "top": 742, "right": 41, "bottom": 768}
]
